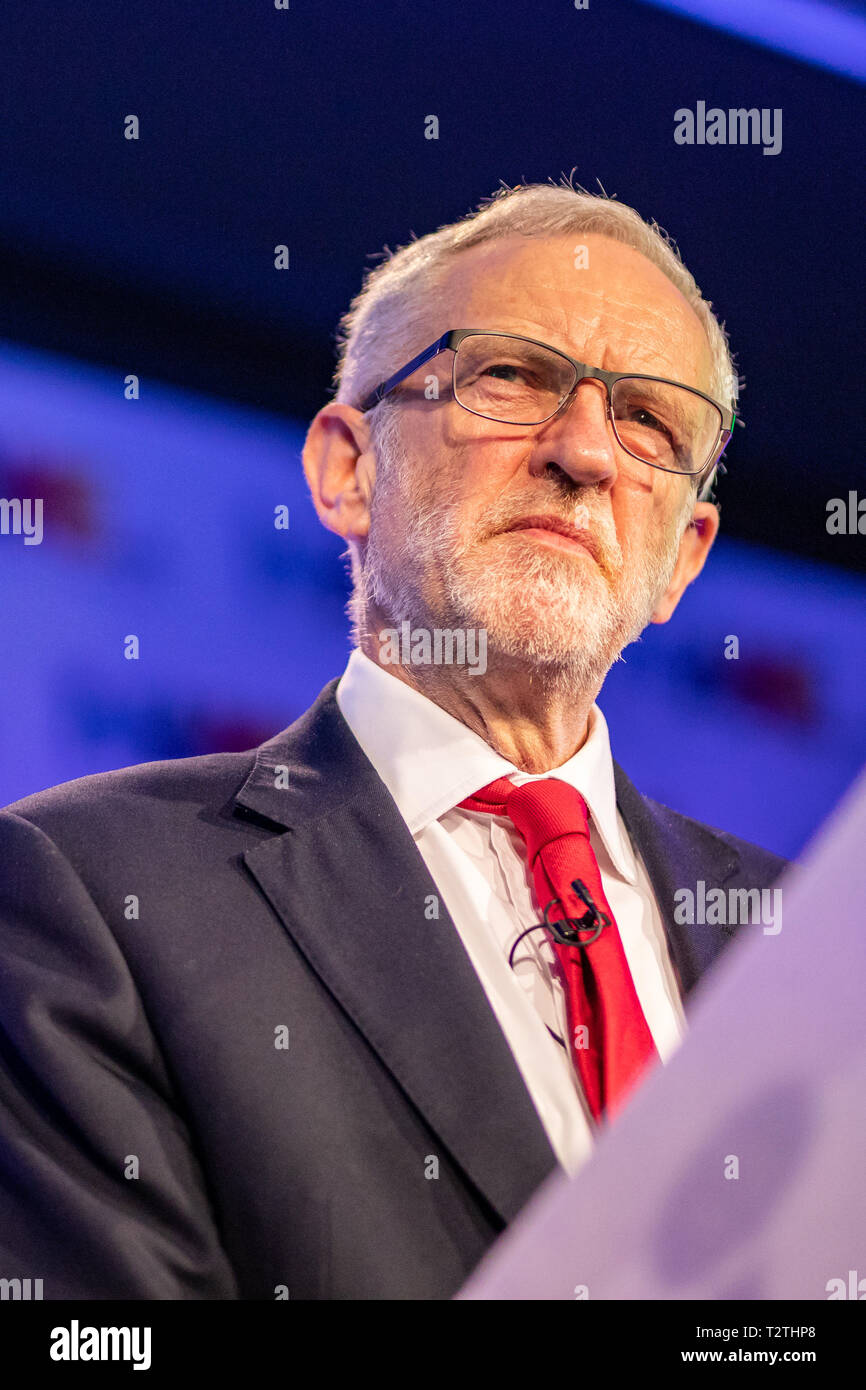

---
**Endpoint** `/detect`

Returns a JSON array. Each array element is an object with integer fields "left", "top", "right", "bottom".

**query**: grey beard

[{"left": 350, "top": 415, "right": 689, "bottom": 698}]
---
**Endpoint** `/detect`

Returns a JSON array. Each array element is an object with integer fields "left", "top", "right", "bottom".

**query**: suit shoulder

[
  {"left": 1, "top": 747, "right": 258, "bottom": 845},
  {"left": 642, "top": 793, "right": 790, "bottom": 879}
]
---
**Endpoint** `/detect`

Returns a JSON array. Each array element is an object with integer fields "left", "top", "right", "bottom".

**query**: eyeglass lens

[{"left": 453, "top": 334, "right": 721, "bottom": 475}]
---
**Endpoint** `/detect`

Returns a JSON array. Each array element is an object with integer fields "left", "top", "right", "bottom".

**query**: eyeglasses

[{"left": 359, "top": 329, "right": 736, "bottom": 479}]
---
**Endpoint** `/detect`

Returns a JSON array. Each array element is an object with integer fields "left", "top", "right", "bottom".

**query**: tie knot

[{"left": 460, "top": 776, "right": 591, "bottom": 863}]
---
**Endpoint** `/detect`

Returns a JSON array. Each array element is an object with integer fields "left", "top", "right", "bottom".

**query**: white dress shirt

[{"left": 335, "top": 647, "right": 686, "bottom": 1176}]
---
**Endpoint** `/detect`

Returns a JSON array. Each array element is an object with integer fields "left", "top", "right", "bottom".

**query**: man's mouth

[{"left": 497, "top": 514, "right": 601, "bottom": 562}]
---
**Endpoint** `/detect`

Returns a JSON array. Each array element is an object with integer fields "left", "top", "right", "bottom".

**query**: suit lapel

[
  {"left": 234, "top": 681, "right": 559, "bottom": 1227},
  {"left": 613, "top": 760, "right": 741, "bottom": 998},
  {"left": 231, "top": 681, "right": 746, "bottom": 1226}
]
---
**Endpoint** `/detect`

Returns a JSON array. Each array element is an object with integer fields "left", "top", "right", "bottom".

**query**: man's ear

[
  {"left": 650, "top": 501, "right": 720, "bottom": 624},
  {"left": 301, "top": 403, "right": 376, "bottom": 542}
]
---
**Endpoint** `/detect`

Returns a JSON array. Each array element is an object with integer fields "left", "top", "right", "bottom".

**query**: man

[{"left": 0, "top": 182, "right": 787, "bottom": 1300}]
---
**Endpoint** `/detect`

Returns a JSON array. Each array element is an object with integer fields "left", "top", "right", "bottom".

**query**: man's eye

[
  {"left": 630, "top": 407, "right": 668, "bottom": 433},
  {"left": 484, "top": 363, "right": 522, "bottom": 380},
  {"left": 481, "top": 362, "right": 537, "bottom": 386}
]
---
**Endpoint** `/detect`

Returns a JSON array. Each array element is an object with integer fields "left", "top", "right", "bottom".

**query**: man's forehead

[{"left": 433, "top": 232, "right": 714, "bottom": 388}]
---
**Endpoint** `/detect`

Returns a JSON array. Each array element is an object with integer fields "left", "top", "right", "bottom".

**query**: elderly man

[{"left": 0, "top": 182, "right": 786, "bottom": 1301}]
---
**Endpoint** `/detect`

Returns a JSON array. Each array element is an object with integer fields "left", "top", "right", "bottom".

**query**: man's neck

[{"left": 358, "top": 631, "right": 599, "bottom": 774}]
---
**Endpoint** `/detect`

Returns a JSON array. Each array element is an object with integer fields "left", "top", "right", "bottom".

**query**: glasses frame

[{"left": 358, "top": 328, "right": 736, "bottom": 479}]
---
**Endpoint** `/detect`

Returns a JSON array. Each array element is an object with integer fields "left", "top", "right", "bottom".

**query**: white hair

[{"left": 332, "top": 175, "right": 737, "bottom": 503}]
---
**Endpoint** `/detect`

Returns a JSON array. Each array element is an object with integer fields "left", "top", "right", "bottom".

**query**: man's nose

[{"left": 527, "top": 380, "right": 618, "bottom": 490}]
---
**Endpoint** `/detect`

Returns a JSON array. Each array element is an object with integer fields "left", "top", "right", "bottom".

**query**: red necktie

[{"left": 459, "top": 776, "right": 658, "bottom": 1122}]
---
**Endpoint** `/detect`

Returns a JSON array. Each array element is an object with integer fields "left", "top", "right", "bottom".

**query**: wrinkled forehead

[{"left": 431, "top": 232, "right": 715, "bottom": 394}]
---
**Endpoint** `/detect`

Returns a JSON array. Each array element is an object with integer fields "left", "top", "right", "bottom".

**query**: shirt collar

[{"left": 335, "top": 647, "right": 638, "bottom": 883}]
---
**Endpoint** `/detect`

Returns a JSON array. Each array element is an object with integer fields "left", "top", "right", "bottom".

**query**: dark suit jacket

[{"left": 0, "top": 678, "right": 788, "bottom": 1300}]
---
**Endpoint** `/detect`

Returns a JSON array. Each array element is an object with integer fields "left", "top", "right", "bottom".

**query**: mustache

[{"left": 476, "top": 492, "right": 624, "bottom": 578}]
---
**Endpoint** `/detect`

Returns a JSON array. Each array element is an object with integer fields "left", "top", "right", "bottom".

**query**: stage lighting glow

[{"left": 635, "top": 0, "right": 866, "bottom": 82}]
